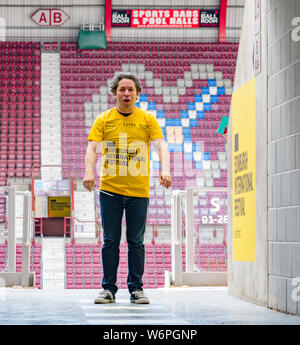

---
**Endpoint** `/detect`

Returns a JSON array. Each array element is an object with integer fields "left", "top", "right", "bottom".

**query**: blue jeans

[{"left": 99, "top": 190, "right": 149, "bottom": 295}]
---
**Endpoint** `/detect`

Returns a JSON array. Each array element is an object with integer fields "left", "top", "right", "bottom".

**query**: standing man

[{"left": 83, "top": 72, "right": 172, "bottom": 304}]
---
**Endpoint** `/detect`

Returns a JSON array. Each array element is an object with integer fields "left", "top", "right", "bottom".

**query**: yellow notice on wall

[
  {"left": 232, "top": 77, "right": 256, "bottom": 261},
  {"left": 48, "top": 196, "right": 71, "bottom": 218}
]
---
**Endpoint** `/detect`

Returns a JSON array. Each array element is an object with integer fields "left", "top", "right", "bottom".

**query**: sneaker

[
  {"left": 130, "top": 290, "right": 150, "bottom": 304},
  {"left": 94, "top": 290, "right": 115, "bottom": 304}
]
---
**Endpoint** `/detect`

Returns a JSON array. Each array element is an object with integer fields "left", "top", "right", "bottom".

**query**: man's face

[{"left": 114, "top": 78, "right": 139, "bottom": 112}]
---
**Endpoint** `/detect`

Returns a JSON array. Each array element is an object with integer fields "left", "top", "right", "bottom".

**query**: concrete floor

[{"left": 0, "top": 286, "right": 300, "bottom": 325}]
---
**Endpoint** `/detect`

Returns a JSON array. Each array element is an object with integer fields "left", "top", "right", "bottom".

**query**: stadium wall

[
  {"left": 228, "top": 0, "right": 300, "bottom": 316},
  {"left": 267, "top": 0, "right": 300, "bottom": 315},
  {"left": 0, "top": 0, "right": 244, "bottom": 42},
  {"left": 227, "top": 0, "right": 269, "bottom": 307}
]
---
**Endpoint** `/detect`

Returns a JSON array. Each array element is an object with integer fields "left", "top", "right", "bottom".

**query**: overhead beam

[
  {"left": 105, "top": 0, "right": 112, "bottom": 42},
  {"left": 219, "top": 0, "right": 228, "bottom": 42}
]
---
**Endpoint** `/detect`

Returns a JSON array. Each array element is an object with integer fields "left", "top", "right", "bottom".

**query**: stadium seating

[
  {"left": 61, "top": 42, "right": 237, "bottom": 181},
  {"left": 59, "top": 40, "right": 235, "bottom": 224},
  {"left": 0, "top": 41, "right": 41, "bottom": 182},
  {"left": 64, "top": 241, "right": 227, "bottom": 289},
  {"left": 0, "top": 242, "right": 42, "bottom": 288},
  {"left": 0, "top": 40, "right": 235, "bottom": 289},
  {"left": 59, "top": 40, "right": 233, "bottom": 288}
]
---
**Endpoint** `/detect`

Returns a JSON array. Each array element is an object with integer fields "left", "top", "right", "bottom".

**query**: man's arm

[
  {"left": 151, "top": 138, "right": 172, "bottom": 189},
  {"left": 83, "top": 140, "right": 99, "bottom": 191}
]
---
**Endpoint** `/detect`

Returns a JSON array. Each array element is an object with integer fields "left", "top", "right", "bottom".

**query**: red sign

[
  {"left": 31, "top": 9, "right": 70, "bottom": 26},
  {"left": 130, "top": 9, "right": 200, "bottom": 28}
]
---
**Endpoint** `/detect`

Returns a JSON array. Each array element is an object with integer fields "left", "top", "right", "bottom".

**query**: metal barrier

[
  {"left": 63, "top": 216, "right": 102, "bottom": 245},
  {"left": 165, "top": 187, "right": 228, "bottom": 287},
  {"left": 0, "top": 186, "right": 35, "bottom": 287}
]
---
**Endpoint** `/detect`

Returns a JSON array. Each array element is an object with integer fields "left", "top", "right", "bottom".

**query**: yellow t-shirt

[{"left": 88, "top": 107, "right": 164, "bottom": 198}]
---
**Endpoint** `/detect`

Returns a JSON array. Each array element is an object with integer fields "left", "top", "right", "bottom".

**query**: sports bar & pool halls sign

[{"left": 112, "top": 9, "right": 219, "bottom": 28}]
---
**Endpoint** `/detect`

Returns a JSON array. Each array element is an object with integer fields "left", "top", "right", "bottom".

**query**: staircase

[
  {"left": 42, "top": 237, "right": 65, "bottom": 289},
  {"left": 40, "top": 52, "right": 62, "bottom": 180}
]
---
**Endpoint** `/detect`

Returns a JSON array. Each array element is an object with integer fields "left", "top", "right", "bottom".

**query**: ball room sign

[
  {"left": 112, "top": 9, "right": 219, "bottom": 28},
  {"left": 199, "top": 10, "right": 220, "bottom": 27},
  {"left": 111, "top": 10, "right": 131, "bottom": 27}
]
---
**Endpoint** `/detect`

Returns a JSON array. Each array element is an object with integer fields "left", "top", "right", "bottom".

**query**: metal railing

[
  {"left": 0, "top": 186, "right": 34, "bottom": 287},
  {"left": 63, "top": 216, "right": 102, "bottom": 245},
  {"left": 1, "top": 37, "right": 241, "bottom": 43},
  {"left": 166, "top": 187, "right": 228, "bottom": 287}
]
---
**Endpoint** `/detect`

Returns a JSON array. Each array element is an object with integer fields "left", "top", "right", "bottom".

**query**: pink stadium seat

[
  {"left": 66, "top": 267, "right": 73, "bottom": 276},
  {"left": 84, "top": 278, "right": 92, "bottom": 288},
  {"left": 218, "top": 255, "right": 226, "bottom": 264}
]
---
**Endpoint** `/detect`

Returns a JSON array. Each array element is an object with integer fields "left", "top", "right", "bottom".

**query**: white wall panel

[
  {"left": 226, "top": 4, "right": 245, "bottom": 41},
  {"left": 112, "top": 27, "right": 218, "bottom": 42},
  {"left": 0, "top": 2, "right": 104, "bottom": 40},
  {"left": 0, "top": 0, "right": 244, "bottom": 44},
  {"left": 228, "top": 0, "right": 246, "bottom": 6},
  {"left": 114, "top": 0, "right": 219, "bottom": 7},
  {"left": 225, "top": 28, "right": 242, "bottom": 40},
  {"left": 0, "top": 0, "right": 104, "bottom": 5},
  {"left": 226, "top": 7, "right": 244, "bottom": 29}
]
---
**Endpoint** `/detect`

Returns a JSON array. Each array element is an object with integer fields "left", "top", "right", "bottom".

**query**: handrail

[
  {"left": 110, "top": 37, "right": 240, "bottom": 43},
  {"left": 64, "top": 216, "right": 102, "bottom": 245},
  {"left": 0, "top": 186, "right": 33, "bottom": 287},
  {"left": 4, "top": 215, "right": 42, "bottom": 246},
  {"left": 32, "top": 217, "right": 43, "bottom": 245},
  {"left": 64, "top": 216, "right": 73, "bottom": 244},
  {"left": 30, "top": 163, "right": 76, "bottom": 237},
  {"left": 30, "top": 163, "right": 75, "bottom": 180},
  {"left": 169, "top": 187, "right": 228, "bottom": 286},
  {"left": 3, "top": 37, "right": 241, "bottom": 43},
  {"left": 176, "top": 186, "right": 228, "bottom": 195}
]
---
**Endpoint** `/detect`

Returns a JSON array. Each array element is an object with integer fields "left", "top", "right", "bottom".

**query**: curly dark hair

[{"left": 110, "top": 72, "right": 142, "bottom": 94}]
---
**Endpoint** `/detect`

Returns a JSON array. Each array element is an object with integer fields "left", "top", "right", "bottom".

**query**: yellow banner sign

[
  {"left": 48, "top": 196, "right": 71, "bottom": 218},
  {"left": 232, "top": 77, "right": 256, "bottom": 261}
]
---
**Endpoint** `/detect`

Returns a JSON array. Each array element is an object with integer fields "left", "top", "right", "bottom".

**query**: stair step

[
  {"left": 43, "top": 280, "right": 65, "bottom": 289},
  {"left": 43, "top": 271, "right": 64, "bottom": 279},
  {"left": 43, "top": 251, "right": 64, "bottom": 256},
  {"left": 42, "top": 236, "right": 65, "bottom": 289},
  {"left": 41, "top": 52, "right": 62, "bottom": 180}
]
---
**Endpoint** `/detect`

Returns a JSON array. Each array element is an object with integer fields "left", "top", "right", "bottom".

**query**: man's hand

[
  {"left": 151, "top": 138, "right": 172, "bottom": 189},
  {"left": 83, "top": 172, "right": 95, "bottom": 192},
  {"left": 160, "top": 173, "right": 172, "bottom": 189},
  {"left": 83, "top": 141, "right": 98, "bottom": 192}
]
